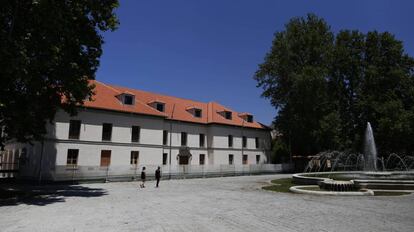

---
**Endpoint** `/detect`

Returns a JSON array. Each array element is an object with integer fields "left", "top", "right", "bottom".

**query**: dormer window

[
  {"left": 117, "top": 93, "right": 135, "bottom": 106},
  {"left": 186, "top": 106, "right": 202, "bottom": 118},
  {"left": 195, "top": 109, "right": 202, "bottom": 118},
  {"left": 124, "top": 95, "right": 134, "bottom": 105},
  {"left": 156, "top": 103, "right": 165, "bottom": 112},
  {"left": 225, "top": 111, "right": 232, "bottom": 120},
  {"left": 148, "top": 100, "right": 166, "bottom": 112},
  {"left": 239, "top": 113, "right": 253, "bottom": 122}
]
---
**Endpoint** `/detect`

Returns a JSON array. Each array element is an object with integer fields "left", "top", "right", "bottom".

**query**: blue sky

[{"left": 96, "top": 0, "right": 413, "bottom": 125}]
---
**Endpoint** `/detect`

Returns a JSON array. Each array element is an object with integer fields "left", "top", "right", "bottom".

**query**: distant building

[{"left": 4, "top": 80, "right": 274, "bottom": 181}]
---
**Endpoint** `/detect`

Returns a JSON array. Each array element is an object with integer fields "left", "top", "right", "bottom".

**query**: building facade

[{"left": 3, "top": 81, "right": 275, "bottom": 181}]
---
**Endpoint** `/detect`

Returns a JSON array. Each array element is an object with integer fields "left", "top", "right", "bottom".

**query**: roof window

[
  {"left": 224, "top": 111, "right": 232, "bottom": 120},
  {"left": 194, "top": 109, "right": 202, "bottom": 118},
  {"left": 239, "top": 113, "right": 253, "bottom": 123},
  {"left": 156, "top": 103, "right": 165, "bottom": 112},
  {"left": 117, "top": 93, "right": 135, "bottom": 105},
  {"left": 186, "top": 106, "right": 202, "bottom": 118},
  {"left": 148, "top": 100, "right": 166, "bottom": 112},
  {"left": 124, "top": 95, "right": 134, "bottom": 105}
]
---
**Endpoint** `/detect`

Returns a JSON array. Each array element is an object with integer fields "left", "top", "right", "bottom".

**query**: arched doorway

[{"left": 177, "top": 147, "right": 192, "bottom": 165}]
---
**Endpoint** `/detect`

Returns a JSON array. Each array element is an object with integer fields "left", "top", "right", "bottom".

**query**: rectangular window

[
  {"left": 163, "top": 130, "right": 168, "bottom": 145},
  {"left": 247, "top": 115, "right": 253, "bottom": 123},
  {"left": 199, "top": 154, "right": 205, "bottom": 165},
  {"left": 255, "top": 137, "right": 259, "bottom": 148},
  {"left": 228, "top": 154, "right": 234, "bottom": 165},
  {"left": 242, "top": 136, "right": 247, "bottom": 148},
  {"left": 243, "top": 154, "right": 248, "bottom": 165},
  {"left": 163, "top": 153, "right": 168, "bottom": 165},
  {"left": 195, "top": 109, "right": 202, "bottom": 118},
  {"left": 68, "top": 120, "right": 81, "bottom": 139},
  {"left": 199, "top": 134, "right": 205, "bottom": 147},
  {"left": 228, "top": 135, "right": 233, "bottom": 147},
  {"left": 156, "top": 103, "right": 165, "bottom": 112},
  {"left": 256, "top": 155, "right": 260, "bottom": 164},
  {"left": 102, "top": 123, "right": 112, "bottom": 141},
  {"left": 225, "top": 111, "right": 232, "bottom": 120},
  {"left": 67, "top": 149, "right": 79, "bottom": 166},
  {"left": 131, "top": 126, "right": 140, "bottom": 143},
  {"left": 130, "top": 151, "right": 139, "bottom": 165},
  {"left": 100, "top": 150, "right": 111, "bottom": 167},
  {"left": 124, "top": 95, "right": 134, "bottom": 105},
  {"left": 181, "top": 132, "right": 187, "bottom": 146}
]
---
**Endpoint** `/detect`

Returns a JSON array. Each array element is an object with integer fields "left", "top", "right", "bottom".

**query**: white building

[{"left": 3, "top": 80, "right": 277, "bottom": 181}]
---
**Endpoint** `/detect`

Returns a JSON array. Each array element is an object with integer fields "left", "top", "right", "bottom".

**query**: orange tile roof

[{"left": 82, "top": 80, "right": 268, "bottom": 129}]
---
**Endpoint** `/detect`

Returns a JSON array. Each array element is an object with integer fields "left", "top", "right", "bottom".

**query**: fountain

[
  {"left": 364, "top": 122, "right": 377, "bottom": 171},
  {"left": 290, "top": 122, "right": 414, "bottom": 196}
]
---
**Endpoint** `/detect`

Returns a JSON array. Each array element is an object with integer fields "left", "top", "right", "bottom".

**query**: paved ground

[{"left": 1, "top": 174, "right": 414, "bottom": 232}]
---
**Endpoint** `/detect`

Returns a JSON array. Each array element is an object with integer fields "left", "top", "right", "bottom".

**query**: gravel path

[{"left": 1, "top": 174, "right": 414, "bottom": 232}]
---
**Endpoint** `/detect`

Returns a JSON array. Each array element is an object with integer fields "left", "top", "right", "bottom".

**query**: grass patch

[
  {"left": 373, "top": 191, "right": 412, "bottom": 196},
  {"left": 262, "top": 179, "right": 326, "bottom": 193},
  {"left": 262, "top": 178, "right": 295, "bottom": 193},
  {"left": 262, "top": 178, "right": 413, "bottom": 196}
]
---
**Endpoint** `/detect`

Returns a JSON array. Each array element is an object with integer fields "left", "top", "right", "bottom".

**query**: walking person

[
  {"left": 155, "top": 166, "right": 161, "bottom": 188},
  {"left": 140, "top": 166, "right": 146, "bottom": 188}
]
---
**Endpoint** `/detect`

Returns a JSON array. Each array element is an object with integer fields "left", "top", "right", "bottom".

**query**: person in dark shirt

[
  {"left": 140, "top": 166, "right": 146, "bottom": 188},
  {"left": 155, "top": 166, "right": 161, "bottom": 188}
]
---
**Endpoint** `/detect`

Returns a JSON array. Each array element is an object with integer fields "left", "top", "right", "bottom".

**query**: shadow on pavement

[{"left": 0, "top": 184, "right": 107, "bottom": 207}]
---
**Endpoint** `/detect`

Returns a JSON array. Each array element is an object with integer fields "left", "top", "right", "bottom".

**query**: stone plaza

[{"left": 1, "top": 175, "right": 414, "bottom": 232}]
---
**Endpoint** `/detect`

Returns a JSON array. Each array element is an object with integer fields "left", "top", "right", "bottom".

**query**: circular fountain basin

[
  {"left": 291, "top": 171, "right": 414, "bottom": 195},
  {"left": 363, "top": 171, "right": 392, "bottom": 176},
  {"left": 289, "top": 185, "right": 374, "bottom": 196}
]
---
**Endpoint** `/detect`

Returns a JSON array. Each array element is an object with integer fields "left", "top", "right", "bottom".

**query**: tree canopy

[
  {"left": 255, "top": 14, "right": 414, "bottom": 157},
  {"left": 0, "top": 0, "right": 119, "bottom": 148}
]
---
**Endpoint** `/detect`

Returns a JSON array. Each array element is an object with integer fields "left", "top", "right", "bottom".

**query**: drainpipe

[
  {"left": 38, "top": 140, "right": 44, "bottom": 184},
  {"left": 241, "top": 119, "right": 245, "bottom": 175},
  {"left": 241, "top": 120, "right": 245, "bottom": 155},
  {"left": 168, "top": 104, "right": 175, "bottom": 179},
  {"left": 266, "top": 129, "right": 271, "bottom": 164},
  {"left": 289, "top": 129, "right": 293, "bottom": 172},
  {"left": 0, "top": 124, "right": 5, "bottom": 152}
]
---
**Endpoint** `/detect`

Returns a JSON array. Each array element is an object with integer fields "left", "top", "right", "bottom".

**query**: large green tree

[
  {"left": 255, "top": 14, "right": 414, "bottom": 157},
  {"left": 255, "top": 14, "right": 341, "bottom": 156},
  {"left": 359, "top": 32, "right": 414, "bottom": 154},
  {"left": 330, "top": 30, "right": 414, "bottom": 155},
  {"left": 330, "top": 30, "right": 366, "bottom": 151},
  {"left": 0, "top": 0, "right": 119, "bottom": 148}
]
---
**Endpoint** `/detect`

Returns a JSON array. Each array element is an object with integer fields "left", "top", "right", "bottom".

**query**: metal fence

[
  {"left": 0, "top": 150, "right": 19, "bottom": 178},
  {"left": 50, "top": 164, "right": 289, "bottom": 182},
  {"left": 0, "top": 162, "right": 20, "bottom": 179}
]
